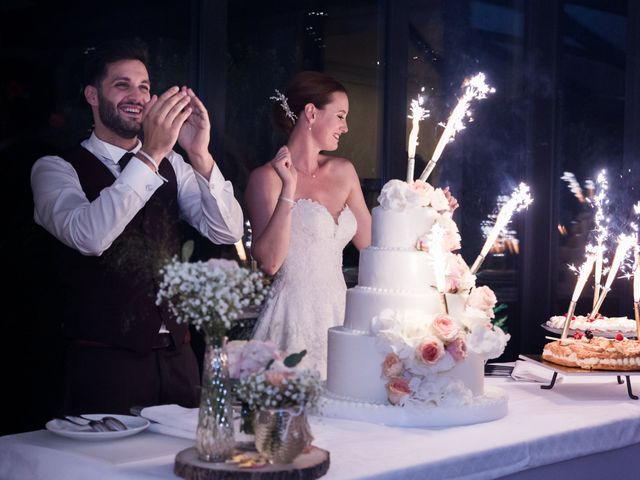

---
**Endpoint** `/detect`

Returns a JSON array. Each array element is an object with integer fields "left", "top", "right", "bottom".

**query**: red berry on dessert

[{"left": 615, "top": 332, "right": 624, "bottom": 341}]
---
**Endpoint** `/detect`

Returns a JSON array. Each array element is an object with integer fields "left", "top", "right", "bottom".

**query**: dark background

[{"left": 1, "top": 0, "right": 639, "bottom": 435}]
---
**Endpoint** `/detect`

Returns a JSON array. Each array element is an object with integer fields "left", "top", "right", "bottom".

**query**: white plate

[
  {"left": 46, "top": 414, "right": 150, "bottom": 441},
  {"left": 540, "top": 323, "right": 636, "bottom": 339}
]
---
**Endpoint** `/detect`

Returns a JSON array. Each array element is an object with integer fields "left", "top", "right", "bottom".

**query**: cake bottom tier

[
  {"left": 326, "top": 326, "right": 486, "bottom": 403},
  {"left": 318, "top": 386, "right": 508, "bottom": 427}
]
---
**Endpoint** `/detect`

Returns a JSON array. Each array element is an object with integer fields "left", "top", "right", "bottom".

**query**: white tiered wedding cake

[{"left": 321, "top": 180, "right": 510, "bottom": 427}]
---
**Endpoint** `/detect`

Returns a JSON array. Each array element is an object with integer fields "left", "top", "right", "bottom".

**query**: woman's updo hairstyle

[{"left": 272, "top": 71, "right": 347, "bottom": 135}]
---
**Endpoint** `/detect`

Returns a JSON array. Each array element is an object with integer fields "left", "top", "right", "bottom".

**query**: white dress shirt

[{"left": 31, "top": 132, "right": 244, "bottom": 256}]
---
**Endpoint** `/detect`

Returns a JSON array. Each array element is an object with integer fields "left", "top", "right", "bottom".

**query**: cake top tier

[{"left": 372, "top": 180, "right": 454, "bottom": 250}]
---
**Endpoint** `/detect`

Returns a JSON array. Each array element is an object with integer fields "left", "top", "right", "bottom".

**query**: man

[{"left": 31, "top": 39, "right": 244, "bottom": 414}]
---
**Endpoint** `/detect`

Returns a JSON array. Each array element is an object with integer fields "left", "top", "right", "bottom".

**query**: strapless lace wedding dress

[{"left": 252, "top": 198, "right": 357, "bottom": 378}]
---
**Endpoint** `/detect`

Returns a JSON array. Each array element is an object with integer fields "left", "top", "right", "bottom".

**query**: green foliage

[
  {"left": 492, "top": 303, "right": 508, "bottom": 333},
  {"left": 284, "top": 350, "right": 307, "bottom": 368},
  {"left": 181, "top": 240, "right": 195, "bottom": 262}
]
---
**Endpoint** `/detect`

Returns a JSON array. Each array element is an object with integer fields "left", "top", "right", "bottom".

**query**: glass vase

[
  {"left": 254, "top": 407, "right": 313, "bottom": 464},
  {"left": 195, "top": 337, "right": 235, "bottom": 462}
]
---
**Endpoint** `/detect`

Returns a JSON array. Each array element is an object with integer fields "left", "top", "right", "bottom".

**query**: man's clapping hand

[{"left": 141, "top": 86, "right": 192, "bottom": 163}]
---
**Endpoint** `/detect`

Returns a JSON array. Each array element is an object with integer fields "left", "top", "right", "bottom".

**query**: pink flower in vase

[
  {"left": 386, "top": 377, "right": 412, "bottom": 405},
  {"left": 415, "top": 337, "right": 445, "bottom": 365},
  {"left": 446, "top": 336, "right": 468, "bottom": 362},
  {"left": 225, "top": 340, "right": 248, "bottom": 379},
  {"left": 234, "top": 340, "right": 282, "bottom": 379},
  {"left": 264, "top": 368, "right": 296, "bottom": 388},
  {"left": 382, "top": 352, "right": 404, "bottom": 378}
]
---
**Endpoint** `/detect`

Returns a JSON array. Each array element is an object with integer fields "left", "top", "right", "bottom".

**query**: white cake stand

[{"left": 317, "top": 386, "right": 508, "bottom": 427}]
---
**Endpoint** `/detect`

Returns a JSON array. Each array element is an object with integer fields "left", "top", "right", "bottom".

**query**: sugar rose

[
  {"left": 426, "top": 188, "right": 450, "bottom": 212},
  {"left": 438, "top": 216, "right": 461, "bottom": 252},
  {"left": 416, "top": 235, "right": 429, "bottom": 252},
  {"left": 386, "top": 377, "right": 412, "bottom": 405},
  {"left": 446, "top": 336, "right": 468, "bottom": 362},
  {"left": 445, "top": 277, "right": 460, "bottom": 294},
  {"left": 409, "top": 179, "right": 435, "bottom": 194},
  {"left": 432, "top": 314, "right": 459, "bottom": 341},
  {"left": 382, "top": 352, "right": 404, "bottom": 378},
  {"left": 415, "top": 337, "right": 445, "bottom": 365},
  {"left": 468, "top": 286, "right": 497, "bottom": 317}
]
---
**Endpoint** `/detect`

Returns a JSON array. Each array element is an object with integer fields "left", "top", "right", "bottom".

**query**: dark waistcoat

[{"left": 54, "top": 146, "right": 188, "bottom": 352}]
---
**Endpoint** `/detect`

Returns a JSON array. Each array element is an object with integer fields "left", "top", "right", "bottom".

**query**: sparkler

[
  {"left": 561, "top": 172, "right": 586, "bottom": 203},
  {"left": 406, "top": 91, "right": 430, "bottom": 183},
  {"left": 561, "top": 254, "right": 596, "bottom": 340},
  {"left": 589, "top": 234, "right": 635, "bottom": 320},
  {"left": 418, "top": 73, "right": 495, "bottom": 182},
  {"left": 634, "top": 252, "right": 639, "bottom": 338},
  {"left": 470, "top": 183, "right": 533, "bottom": 275},
  {"left": 632, "top": 203, "right": 639, "bottom": 337},
  {"left": 429, "top": 223, "right": 449, "bottom": 314}
]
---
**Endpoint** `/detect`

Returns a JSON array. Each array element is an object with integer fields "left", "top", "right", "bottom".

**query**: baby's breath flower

[{"left": 156, "top": 256, "right": 269, "bottom": 340}]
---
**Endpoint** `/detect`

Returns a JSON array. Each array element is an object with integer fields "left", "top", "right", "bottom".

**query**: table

[{"left": 1, "top": 376, "right": 639, "bottom": 480}]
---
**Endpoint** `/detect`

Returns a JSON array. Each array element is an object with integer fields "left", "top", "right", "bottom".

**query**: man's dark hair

[{"left": 83, "top": 38, "right": 149, "bottom": 87}]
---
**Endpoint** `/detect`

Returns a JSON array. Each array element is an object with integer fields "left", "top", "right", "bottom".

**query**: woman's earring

[{"left": 308, "top": 125, "right": 312, "bottom": 131}]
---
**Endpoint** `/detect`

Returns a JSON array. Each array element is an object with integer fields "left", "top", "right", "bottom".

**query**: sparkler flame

[{"left": 417, "top": 72, "right": 495, "bottom": 182}]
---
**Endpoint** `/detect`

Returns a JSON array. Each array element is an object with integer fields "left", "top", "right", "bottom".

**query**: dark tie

[{"left": 118, "top": 152, "right": 135, "bottom": 171}]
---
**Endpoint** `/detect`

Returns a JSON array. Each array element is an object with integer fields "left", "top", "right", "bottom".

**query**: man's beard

[{"left": 97, "top": 91, "right": 142, "bottom": 139}]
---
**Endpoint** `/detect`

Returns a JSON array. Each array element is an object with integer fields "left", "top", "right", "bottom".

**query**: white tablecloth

[{"left": 1, "top": 376, "right": 639, "bottom": 480}]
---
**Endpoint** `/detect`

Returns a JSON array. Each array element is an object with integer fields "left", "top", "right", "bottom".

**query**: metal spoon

[{"left": 99, "top": 416, "right": 128, "bottom": 431}]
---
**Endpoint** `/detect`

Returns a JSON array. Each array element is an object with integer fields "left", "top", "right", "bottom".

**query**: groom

[{"left": 31, "top": 39, "right": 244, "bottom": 414}]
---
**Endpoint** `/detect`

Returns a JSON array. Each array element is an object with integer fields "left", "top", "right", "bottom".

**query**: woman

[{"left": 245, "top": 71, "right": 371, "bottom": 378}]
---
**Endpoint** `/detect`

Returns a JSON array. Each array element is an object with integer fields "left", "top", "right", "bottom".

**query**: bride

[{"left": 245, "top": 71, "right": 371, "bottom": 378}]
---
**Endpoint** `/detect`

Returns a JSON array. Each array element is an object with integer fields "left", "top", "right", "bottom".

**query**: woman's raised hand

[{"left": 270, "top": 146, "right": 297, "bottom": 194}]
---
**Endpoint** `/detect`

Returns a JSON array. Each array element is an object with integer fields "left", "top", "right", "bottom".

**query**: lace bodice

[
  {"left": 276, "top": 198, "right": 356, "bottom": 288},
  {"left": 252, "top": 198, "right": 357, "bottom": 378}
]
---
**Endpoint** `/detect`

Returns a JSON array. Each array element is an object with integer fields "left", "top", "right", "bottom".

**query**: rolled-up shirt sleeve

[
  {"left": 31, "top": 155, "right": 163, "bottom": 256},
  {"left": 169, "top": 151, "right": 244, "bottom": 244}
]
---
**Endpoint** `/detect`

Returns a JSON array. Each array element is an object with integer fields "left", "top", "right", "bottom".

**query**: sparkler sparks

[
  {"left": 586, "top": 170, "right": 610, "bottom": 307},
  {"left": 560, "top": 172, "right": 586, "bottom": 203},
  {"left": 418, "top": 72, "right": 495, "bottom": 182},
  {"left": 470, "top": 183, "right": 533, "bottom": 274},
  {"left": 406, "top": 91, "right": 430, "bottom": 182}
]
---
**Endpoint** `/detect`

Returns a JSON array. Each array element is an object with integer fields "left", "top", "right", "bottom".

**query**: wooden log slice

[{"left": 174, "top": 444, "right": 330, "bottom": 480}]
